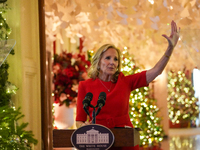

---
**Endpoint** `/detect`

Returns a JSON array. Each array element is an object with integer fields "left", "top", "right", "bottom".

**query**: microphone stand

[
  {"left": 92, "top": 106, "right": 96, "bottom": 124},
  {"left": 84, "top": 104, "right": 97, "bottom": 124}
]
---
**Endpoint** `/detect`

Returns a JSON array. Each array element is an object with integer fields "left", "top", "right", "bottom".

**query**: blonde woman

[{"left": 76, "top": 20, "right": 180, "bottom": 150}]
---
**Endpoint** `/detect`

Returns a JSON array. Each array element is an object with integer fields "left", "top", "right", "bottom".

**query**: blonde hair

[{"left": 88, "top": 44, "right": 122, "bottom": 82}]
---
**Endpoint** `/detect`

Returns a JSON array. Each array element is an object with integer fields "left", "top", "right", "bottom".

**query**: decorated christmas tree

[
  {"left": 121, "top": 48, "right": 164, "bottom": 147},
  {"left": 167, "top": 69, "right": 199, "bottom": 126},
  {"left": 0, "top": 1, "right": 38, "bottom": 149}
]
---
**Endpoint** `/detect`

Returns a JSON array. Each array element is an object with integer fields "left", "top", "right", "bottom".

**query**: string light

[
  {"left": 167, "top": 70, "right": 199, "bottom": 124},
  {"left": 148, "top": 0, "right": 154, "bottom": 4}
]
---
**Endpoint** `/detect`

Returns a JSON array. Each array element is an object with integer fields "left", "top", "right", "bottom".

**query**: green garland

[
  {"left": 0, "top": 106, "right": 38, "bottom": 149},
  {"left": 0, "top": 2, "right": 11, "bottom": 40},
  {"left": 0, "top": 62, "right": 12, "bottom": 106},
  {"left": 0, "top": 1, "right": 38, "bottom": 149}
]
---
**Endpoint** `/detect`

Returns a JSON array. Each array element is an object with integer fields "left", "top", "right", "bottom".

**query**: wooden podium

[{"left": 53, "top": 128, "right": 141, "bottom": 148}]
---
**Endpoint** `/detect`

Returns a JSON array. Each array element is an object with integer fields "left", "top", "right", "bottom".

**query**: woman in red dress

[{"left": 76, "top": 20, "right": 180, "bottom": 150}]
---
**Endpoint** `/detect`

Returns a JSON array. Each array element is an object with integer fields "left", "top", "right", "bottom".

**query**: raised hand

[{"left": 162, "top": 20, "right": 180, "bottom": 48}]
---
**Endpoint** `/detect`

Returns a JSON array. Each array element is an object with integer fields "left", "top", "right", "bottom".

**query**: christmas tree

[
  {"left": 167, "top": 69, "right": 199, "bottom": 125},
  {"left": 121, "top": 48, "right": 164, "bottom": 147},
  {"left": 0, "top": 1, "right": 38, "bottom": 149}
]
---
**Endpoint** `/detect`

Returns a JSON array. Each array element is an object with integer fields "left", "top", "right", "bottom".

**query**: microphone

[
  {"left": 96, "top": 92, "right": 106, "bottom": 116},
  {"left": 82, "top": 92, "right": 93, "bottom": 108},
  {"left": 82, "top": 92, "right": 93, "bottom": 117}
]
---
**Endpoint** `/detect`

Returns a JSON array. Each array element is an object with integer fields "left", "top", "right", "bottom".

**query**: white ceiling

[{"left": 45, "top": 0, "right": 200, "bottom": 71}]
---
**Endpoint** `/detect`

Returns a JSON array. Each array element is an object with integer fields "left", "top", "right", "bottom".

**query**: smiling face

[{"left": 98, "top": 48, "right": 119, "bottom": 81}]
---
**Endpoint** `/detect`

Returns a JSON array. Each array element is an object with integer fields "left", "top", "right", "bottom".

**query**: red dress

[{"left": 76, "top": 71, "right": 148, "bottom": 149}]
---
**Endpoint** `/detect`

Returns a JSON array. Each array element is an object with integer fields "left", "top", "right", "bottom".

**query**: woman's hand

[
  {"left": 162, "top": 20, "right": 180, "bottom": 48},
  {"left": 76, "top": 121, "right": 91, "bottom": 128}
]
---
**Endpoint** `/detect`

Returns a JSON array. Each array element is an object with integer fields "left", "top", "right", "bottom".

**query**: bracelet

[{"left": 165, "top": 54, "right": 170, "bottom": 59}]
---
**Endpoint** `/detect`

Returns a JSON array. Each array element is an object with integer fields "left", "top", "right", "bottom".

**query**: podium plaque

[{"left": 71, "top": 124, "right": 114, "bottom": 150}]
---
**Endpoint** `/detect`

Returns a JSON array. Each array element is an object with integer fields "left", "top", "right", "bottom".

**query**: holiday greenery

[
  {"left": 0, "top": 106, "right": 38, "bottom": 149},
  {"left": 121, "top": 48, "right": 164, "bottom": 147},
  {"left": 0, "top": 2, "right": 11, "bottom": 41},
  {"left": 0, "top": 2, "right": 38, "bottom": 149},
  {"left": 167, "top": 70, "right": 199, "bottom": 124},
  {"left": 0, "top": 61, "right": 12, "bottom": 106}
]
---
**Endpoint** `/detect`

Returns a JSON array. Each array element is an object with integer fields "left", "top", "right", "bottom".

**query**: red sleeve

[
  {"left": 125, "top": 70, "right": 148, "bottom": 91},
  {"left": 76, "top": 81, "right": 87, "bottom": 122}
]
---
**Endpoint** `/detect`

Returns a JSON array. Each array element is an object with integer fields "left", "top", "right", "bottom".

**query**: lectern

[{"left": 53, "top": 128, "right": 141, "bottom": 148}]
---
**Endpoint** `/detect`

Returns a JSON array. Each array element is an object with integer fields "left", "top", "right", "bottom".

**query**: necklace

[{"left": 99, "top": 79, "right": 112, "bottom": 92}]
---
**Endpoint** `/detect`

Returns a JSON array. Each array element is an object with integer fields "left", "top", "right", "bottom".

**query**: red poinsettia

[{"left": 53, "top": 51, "right": 90, "bottom": 107}]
